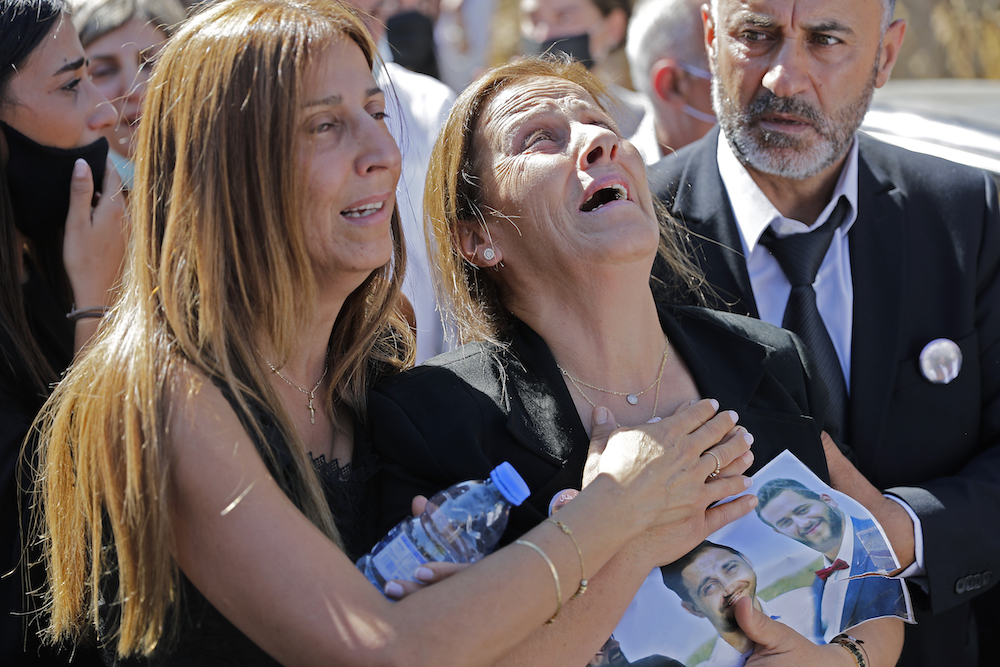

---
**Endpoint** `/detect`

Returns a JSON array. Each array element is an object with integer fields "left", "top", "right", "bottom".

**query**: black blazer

[
  {"left": 650, "top": 127, "right": 1000, "bottom": 666},
  {"left": 369, "top": 303, "right": 831, "bottom": 544}
]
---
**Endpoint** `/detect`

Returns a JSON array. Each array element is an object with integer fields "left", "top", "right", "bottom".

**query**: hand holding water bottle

[{"left": 357, "top": 462, "right": 529, "bottom": 595}]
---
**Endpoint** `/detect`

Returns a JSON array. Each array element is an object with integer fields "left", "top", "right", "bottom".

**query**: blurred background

[
  {"left": 480, "top": 0, "right": 1000, "bottom": 82},
  {"left": 893, "top": 0, "right": 1000, "bottom": 79}
]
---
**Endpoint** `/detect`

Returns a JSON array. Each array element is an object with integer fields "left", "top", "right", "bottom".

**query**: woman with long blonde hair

[{"left": 31, "top": 1, "right": 756, "bottom": 664}]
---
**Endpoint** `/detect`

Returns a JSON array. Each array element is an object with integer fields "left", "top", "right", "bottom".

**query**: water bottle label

[{"left": 371, "top": 531, "right": 429, "bottom": 582}]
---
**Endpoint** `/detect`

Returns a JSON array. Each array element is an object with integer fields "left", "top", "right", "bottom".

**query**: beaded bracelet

[
  {"left": 515, "top": 539, "right": 561, "bottom": 623},
  {"left": 830, "top": 634, "right": 868, "bottom": 667},
  {"left": 545, "top": 518, "right": 587, "bottom": 599},
  {"left": 66, "top": 305, "right": 110, "bottom": 322}
]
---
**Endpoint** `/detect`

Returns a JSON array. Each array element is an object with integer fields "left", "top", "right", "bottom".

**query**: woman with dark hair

[
  {"left": 31, "top": 1, "right": 756, "bottom": 664},
  {"left": 369, "top": 57, "right": 906, "bottom": 666},
  {"left": 0, "top": 0, "right": 124, "bottom": 660}
]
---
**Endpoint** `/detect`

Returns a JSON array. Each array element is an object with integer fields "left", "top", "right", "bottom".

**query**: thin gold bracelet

[
  {"left": 515, "top": 539, "right": 561, "bottom": 624},
  {"left": 830, "top": 634, "right": 867, "bottom": 667},
  {"left": 545, "top": 518, "right": 587, "bottom": 599}
]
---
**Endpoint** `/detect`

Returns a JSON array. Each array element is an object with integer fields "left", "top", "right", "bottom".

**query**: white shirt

[
  {"left": 380, "top": 62, "right": 457, "bottom": 363},
  {"left": 629, "top": 108, "right": 664, "bottom": 166},
  {"left": 607, "top": 83, "right": 652, "bottom": 141},
  {"left": 818, "top": 517, "right": 856, "bottom": 642},
  {"left": 716, "top": 133, "right": 927, "bottom": 579},
  {"left": 716, "top": 132, "right": 858, "bottom": 389}
]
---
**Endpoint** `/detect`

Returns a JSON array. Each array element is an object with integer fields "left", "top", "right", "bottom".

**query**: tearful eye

[
  {"left": 525, "top": 129, "right": 555, "bottom": 148},
  {"left": 580, "top": 184, "right": 626, "bottom": 212}
]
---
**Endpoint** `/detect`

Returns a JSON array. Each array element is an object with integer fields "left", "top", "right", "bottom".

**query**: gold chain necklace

[
  {"left": 564, "top": 360, "right": 667, "bottom": 428},
  {"left": 261, "top": 355, "right": 329, "bottom": 425},
  {"left": 557, "top": 337, "right": 670, "bottom": 406}
]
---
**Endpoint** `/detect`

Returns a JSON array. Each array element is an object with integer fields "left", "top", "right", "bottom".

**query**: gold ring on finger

[{"left": 703, "top": 450, "right": 722, "bottom": 480}]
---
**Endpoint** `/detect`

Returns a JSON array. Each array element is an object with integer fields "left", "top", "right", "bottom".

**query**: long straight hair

[
  {"left": 0, "top": 0, "right": 69, "bottom": 395},
  {"left": 31, "top": 0, "right": 412, "bottom": 657}
]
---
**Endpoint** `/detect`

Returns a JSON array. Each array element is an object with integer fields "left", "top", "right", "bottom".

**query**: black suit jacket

[
  {"left": 650, "top": 126, "right": 1000, "bottom": 666},
  {"left": 369, "top": 303, "right": 831, "bottom": 543}
]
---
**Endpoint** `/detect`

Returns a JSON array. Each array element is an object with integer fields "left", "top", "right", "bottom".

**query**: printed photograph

[{"left": 608, "top": 451, "right": 914, "bottom": 667}]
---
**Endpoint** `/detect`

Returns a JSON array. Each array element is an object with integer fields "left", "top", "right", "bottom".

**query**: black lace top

[
  {"left": 308, "top": 447, "right": 380, "bottom": 562},
  {"left": 101, "top": 387, "right": 380, "bottom": 666}
]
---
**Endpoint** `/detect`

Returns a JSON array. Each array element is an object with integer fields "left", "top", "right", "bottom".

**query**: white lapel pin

[{"left": 919, "top": 338, "right": 963, "bottom": 385}]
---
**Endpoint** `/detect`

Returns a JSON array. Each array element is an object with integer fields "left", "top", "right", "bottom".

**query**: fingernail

[
  {"left": 742, "top": 432, "right": 754, "bottom": 447},
  {"left": 73, "top": 158, "right": 88, "bottom": 178},
  {"left": 646, "top": 416, "right": 662, "bottom": 423},
  {"left": 743, "top": 477, "right": 753, "bottom": 489},
  {"left": 742, "top": 451, "right": 754, "bottom": 465},
  {"left": 415, "top": 567, "right": 434, "bottom": 582},
  {"left": 727, "top": 410, "right": 739, "bottom": 423},
  {"left": 709, "top": 398, "right": 719, "bottom": 411},
  {"left": 384, "top": 581, "right": 404, "bottom": 599},
  {"left": 595, "top": 406, "right": 609, "bottom": 425},
  {"left": 747, "top": 491, "right": 758, "bottom": 504}
]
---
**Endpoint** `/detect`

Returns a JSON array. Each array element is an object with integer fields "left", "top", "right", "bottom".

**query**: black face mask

[
  {"left": 521, "top": 33, "right": 593, "bottom": 69},
  {"left": 1, "top": 121, "right": 108, "bottom": 240}
]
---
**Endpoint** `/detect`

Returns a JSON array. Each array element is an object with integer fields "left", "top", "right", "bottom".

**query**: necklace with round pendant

[{"left": 557, "top": 337, "right": 670, "bottom": 408}]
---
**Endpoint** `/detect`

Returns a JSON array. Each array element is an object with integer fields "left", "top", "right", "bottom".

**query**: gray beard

[{"left": 712, "top": 64, "right": 877, "bottom": 180}]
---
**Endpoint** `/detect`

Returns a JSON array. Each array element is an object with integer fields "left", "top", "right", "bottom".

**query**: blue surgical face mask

[
  {"left": 521, "top": 33, "right": 593, "bottom": 69},
  {"left": 676, "top": 62, "right": 717, "bottom": 124}
]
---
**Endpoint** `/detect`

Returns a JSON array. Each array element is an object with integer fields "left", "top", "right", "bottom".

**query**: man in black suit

[{"left": 649, "top": 0, "right": 1000, "bottom": 665}]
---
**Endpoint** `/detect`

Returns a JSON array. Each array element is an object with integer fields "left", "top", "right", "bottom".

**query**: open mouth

[
  {"left": 580, "top": 184, "right": 627, "bottom": 212},
  {"left": 342, "top": 201, "right": 385, "bottom": 218}
]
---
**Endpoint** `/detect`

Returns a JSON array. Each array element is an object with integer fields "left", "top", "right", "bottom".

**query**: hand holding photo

[{"left": 611, "top": 450, "right": 913, "bottom": 667}]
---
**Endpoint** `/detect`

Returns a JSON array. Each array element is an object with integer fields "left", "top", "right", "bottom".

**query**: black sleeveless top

[{"left": 100, "top": 386, "right": 379, "bottom": 666}]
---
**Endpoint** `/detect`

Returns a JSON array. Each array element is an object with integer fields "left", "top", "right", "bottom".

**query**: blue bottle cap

[{"left": 490, "top": 462, "right": 530, "bottom": 506}]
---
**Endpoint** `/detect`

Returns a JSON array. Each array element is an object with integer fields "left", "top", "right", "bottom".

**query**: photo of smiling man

[
  {"left": 609, "top": 451, "right": 912, "bottom": 667},
  {"left": 756, "top": 477, "right": 909, "bottom": 641},
  {"left": 660, "top": 541, "right": 816, "bottom": 666}
]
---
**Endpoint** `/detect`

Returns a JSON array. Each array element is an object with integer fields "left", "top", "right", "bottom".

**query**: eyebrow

[
  {"left": 303, "top": 87, "right": 383, "bottom": 108},
  {"left": 730, "top": 11, "right": 775, "bottom": 28},
  {"left": 731, "top": 12, "right": 853, "bottom": 35},
  {"left": 804, "top": 20, "right": 853, "bottom": 35},
  {"left": 54, "top": 57, "right": 86, "bottom": 76}
]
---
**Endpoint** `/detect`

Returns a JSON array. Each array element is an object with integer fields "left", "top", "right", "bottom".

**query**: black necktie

[{"left": 759, "top": 197, "right": 850, "bottom": 440}]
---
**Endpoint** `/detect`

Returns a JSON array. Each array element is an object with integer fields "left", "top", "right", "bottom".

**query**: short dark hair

[
  {"left": 754, "top": 478, "right": 823, "bottom": 524},
  {"left": 661, "top": 541, "right": 745, "bottom": 605}
]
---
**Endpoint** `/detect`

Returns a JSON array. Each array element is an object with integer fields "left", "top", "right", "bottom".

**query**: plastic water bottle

[{"left": 357, "top": 461, "right": 530, "bottom": 592}]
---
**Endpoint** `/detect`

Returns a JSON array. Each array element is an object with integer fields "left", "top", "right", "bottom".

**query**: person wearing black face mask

[
  {"left": 0, "top": 1, "right": 126, "bottom": 663},
  {"left": 519, "top": 0, "right": 649, "bottom": 138}
]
